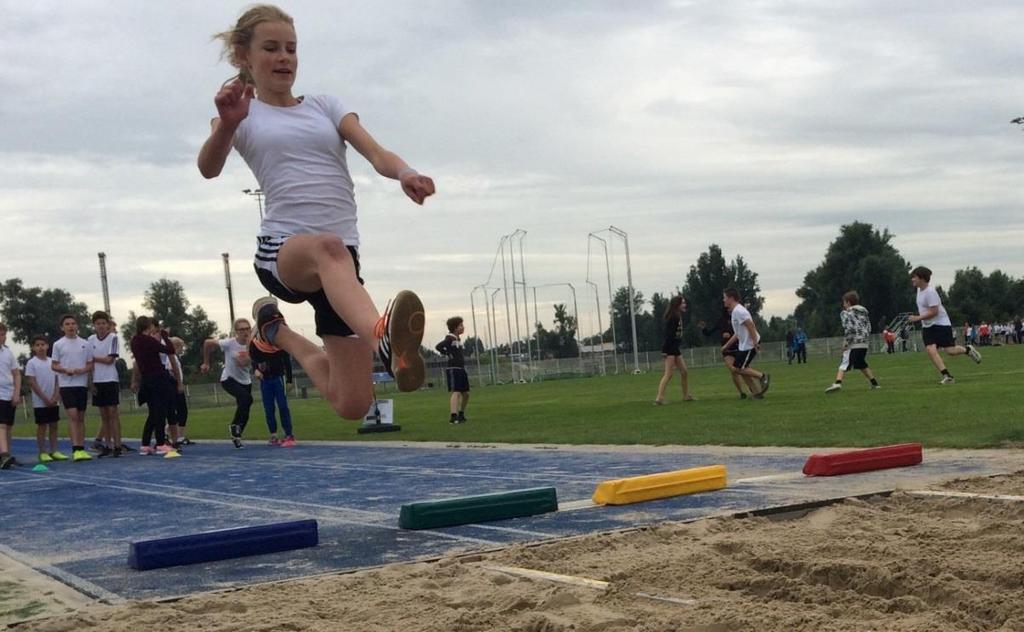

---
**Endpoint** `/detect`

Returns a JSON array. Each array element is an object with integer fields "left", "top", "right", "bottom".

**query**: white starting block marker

[{"left": 357, "top": 399, "right": 400, "bottom": 434}]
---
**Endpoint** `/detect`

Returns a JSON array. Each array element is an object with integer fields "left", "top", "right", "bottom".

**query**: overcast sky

[{"left": 2, "top": 0, "right": 1022, "bottom": 355}]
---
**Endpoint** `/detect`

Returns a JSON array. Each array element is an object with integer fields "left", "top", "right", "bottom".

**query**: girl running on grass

[
  {"left": 654, "top": 296, "right": 695, "bottom": 405},
  {"left": 198, "top": 5, "right": 435, "bottom": 420}
]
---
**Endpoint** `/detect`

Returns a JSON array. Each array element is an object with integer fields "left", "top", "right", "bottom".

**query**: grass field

[{"left": 14, "top": 346, "right": 1023, "bottom": 449}]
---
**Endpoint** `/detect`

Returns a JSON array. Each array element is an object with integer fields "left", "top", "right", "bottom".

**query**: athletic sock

[
  {"left": 450, "top": 413, "right": 458, "bottom": 422},
  {"left": 834, "top": 380, "right": 843, "bottom": 385},
  {"left": 870, "top": 378, "right": 878, "bottom": 386},
  {"left": 73, "top": 445, "right": 84, "bottom": 451},
  {"left": 941, "top": 369, "right": 951, "bottom": 377}
]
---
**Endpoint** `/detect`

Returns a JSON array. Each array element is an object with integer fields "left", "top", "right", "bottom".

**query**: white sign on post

[{"left": 363, "top": 399, "right": 394, "bottom": 425}]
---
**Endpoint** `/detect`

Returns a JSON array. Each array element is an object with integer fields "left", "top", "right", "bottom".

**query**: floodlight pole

[
  {"left": 587, "top": 232, "right": 620, "bottom": 374},
  {"left": 222, "top": 252, "right": 236, "bottom": 325},
  {"left": 97, "top": 252, "right": 111, "bottom": 315},
  {"left": 242, "top": 188, "right": 265, "bottom": 220},
  {"left": 585, "top": 280, "right": 606, "bottom": 375},
  {"left": 608, "top": 226, "right": 641, "bottom": 374},
  {"left": 469, "top": 287, "right": 485, "bottom": 387}
]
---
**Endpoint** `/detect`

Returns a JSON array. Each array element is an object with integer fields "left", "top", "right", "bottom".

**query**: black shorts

[
  {"left": 922, "top": 325, "right": 955, "bottom": 348},
  {"left": 168, "top": 392, "right": 188, "bottom": 425},
  {"left": 661, "top": 342, "right": 681, "bottom": 356},
  {"left": 839, "top": 348, "right": 869, "bottom": 371},
  {"left": 0, "top": 400, "right": 15, "bottom": 425},
  {"left": 445, "top": 367, "right": 470, "bottom": 393},
  {"left": 34, "top": 406, "right": 60, "bottom": 424},
  {"left": 92, "top": 382, "right": 120, "bottom": 407},
  {"left": 726, "top": 348, "right": 757, "bottom": 369},
  {"left": 60, "top": 387, "right": 89, "bottom": 411},
  {"left": 254, "top": 240, "right": 363, "bottom": 339}
]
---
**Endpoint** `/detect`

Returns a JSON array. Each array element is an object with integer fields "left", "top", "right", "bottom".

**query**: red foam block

[{"left": 802, "top": 443, "right": 922, "bottom": 476}]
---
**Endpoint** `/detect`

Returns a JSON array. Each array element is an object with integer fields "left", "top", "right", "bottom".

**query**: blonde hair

[
  {"left": 213, "top": 5, "right": 294, "bottom": 85},
  {"left": 233, "top": 318, "right": 252, "bottom": 332}
]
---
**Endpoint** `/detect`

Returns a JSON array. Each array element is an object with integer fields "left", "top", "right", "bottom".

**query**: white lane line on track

[
  {"left": 558, "top": 498, "right": 599, "bottom": 511},
  {"left": 31, "top": 471, "right": 498, "bottom": 547},
  {"left": 0, "top": 543, "right": 125, "bottom": 605},
  {"left": 734, "top": 472, "right": 806, "bottom": 484},
  {"left": 907, "top": 490, "right": 1024, "bottom": 502}
]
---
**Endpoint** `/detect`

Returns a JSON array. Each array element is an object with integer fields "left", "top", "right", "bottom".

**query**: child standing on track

[
  {"left": 825, "top": 291, "right": 880, "bottom": 393},
  {"left": 168, "top": 337, "right": 193, "bottom": 447},
  {"left": 653, "top": 296, "right": 694, "bottom": 405},
  {"left": 202, "top": 319, "right": 254, "bottom": 448},
  {"left": 88, "top": 311, "right": 123, "bottom": 457},
  {"left": 248, "top": 306, "right": 296, "bottom": 445},
  {"left": 198, "top": 5, "right": 435, "bottom": 423},
  {"left": 435, "top": 316, "right": 470, "bottom": 424},
  {"left": 25, "top": 335, "right": 65, "bottom": 463},
  {"left": 0, "top": 323, "right": 21, "bottom": 469},
  {"left": 51, "top": 315, "right": 93, "bottom": 462}
]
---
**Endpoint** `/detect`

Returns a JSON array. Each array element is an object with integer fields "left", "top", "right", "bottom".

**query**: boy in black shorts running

[
  {"left": 825, "top": 291, "right": 880, "bottom": 393},
  {"left": 908, "top": 266, "right": 981, "bottom": 384}
]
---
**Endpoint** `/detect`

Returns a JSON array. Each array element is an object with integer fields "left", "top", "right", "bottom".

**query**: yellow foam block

[{"left": 591, "top": 464, "right": 727, "bottom": 506}]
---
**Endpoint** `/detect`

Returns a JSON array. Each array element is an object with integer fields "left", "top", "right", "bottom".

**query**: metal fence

[{"left": 22, "top": 332, "right": 927, "bottom": 419}]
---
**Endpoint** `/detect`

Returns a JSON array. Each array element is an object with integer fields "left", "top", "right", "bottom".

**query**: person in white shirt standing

[
  {"left": 721, "top": 289, "right": 771, "bottom": 399},
  {"left": 907, "top": 266, "right": 981, "bottom": 384},
  {"left": 202, "top": 319, "right": 254, "bottom": 449},
  {"left": 25, "top": 335, "right": 66, "bottom": 463},
  {"left": 51, "top": 315, "right": 94, "bottom": 462},
  {"left": 0, "top": 322, "right": 22, "bottom": 469},
  {"left": 88, "top": 311, "right": 124, "bottom": 457}
]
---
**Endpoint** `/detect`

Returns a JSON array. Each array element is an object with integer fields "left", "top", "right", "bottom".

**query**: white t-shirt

[
  {"left": 219, "top": 338, "right": 252, "bottom": 385},
  {"left": 916, "top": 286, "right": 952, "bottom": 328},
  {"left": 0, "top": 345, "right": 18, "bottom": 401},
  {"left": 730, "top": 304, "right": 760, "bottom": 352},
  {"left": 25, "top": 356, "right": 58, "bottom": 407},
  {"left": 88, "top": 333, "right": 120, "bottom": 384},
  {"left": 233, "top": 95, "right": 359, "bottom": 246},
  {"left": 52, "top": 336, "right": 91, "bottom": 388}
]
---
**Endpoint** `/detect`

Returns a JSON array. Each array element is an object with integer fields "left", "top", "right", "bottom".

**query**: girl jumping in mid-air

[
  {"left": 654, "top": 296, "right": 695, "bottom": 405},
  {"left": 198, "top": 5, "right": 435, "bottom": 419}
]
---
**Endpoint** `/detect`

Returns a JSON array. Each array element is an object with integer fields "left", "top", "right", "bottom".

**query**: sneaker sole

[{"left": 388, "top": 290, "right": 426, "bottom": 392}]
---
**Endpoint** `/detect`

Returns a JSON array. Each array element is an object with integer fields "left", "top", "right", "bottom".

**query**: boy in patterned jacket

[{"left": 825, "top": 291, "right": 880, "bottom": 393}]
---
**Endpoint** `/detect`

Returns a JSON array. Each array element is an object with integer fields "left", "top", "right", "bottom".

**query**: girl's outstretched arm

[
  {"left": 339, "top": 113, "right": 436, "bottom": 205},
  {"left": 198, "top": 80, "right": 254, "bottom": 178}
]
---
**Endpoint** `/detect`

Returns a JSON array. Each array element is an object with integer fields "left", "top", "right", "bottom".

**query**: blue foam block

[{"left": 128, "top": 519, "right": 318, "bottom": 571}]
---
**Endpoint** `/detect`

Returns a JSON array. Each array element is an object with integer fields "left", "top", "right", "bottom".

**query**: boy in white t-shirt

[
  {"left": 201, "top": 319, "right": 254, "bottom": 449},
  {"left": 721, "top": 289, "right": 771, "bottom": 399},
  {"left": 25, "top": 335, "right": 66, "bottom": 462},
  {"left": 0, "top": 322, "right": 22, "bottom": 469},
  {"left": 51, "top": 315, "right": 93, "bottom": 462},
  {"left": 88, "top": 311, "right": 124, "bottom": 457},
  {"left": 908, "top": 266, "right": 981, "bottom": 385}
]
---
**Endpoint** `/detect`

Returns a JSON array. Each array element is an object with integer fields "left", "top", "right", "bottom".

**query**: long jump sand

[{"left": 11, "top": 468, "right": 1023, "bottom": 631}]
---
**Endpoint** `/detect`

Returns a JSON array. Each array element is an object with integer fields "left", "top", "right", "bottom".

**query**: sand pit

[{"left": 13, "top": 470, "right": 1024, "bottom": 631}]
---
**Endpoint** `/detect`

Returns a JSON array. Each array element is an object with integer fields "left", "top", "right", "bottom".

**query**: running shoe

[
  {"left": 139, "top": 446, "right": 156, "bottom": 456},
  {"left": 181, "top": 437, "right": 195, "bottom": 446},
  {"left": 49, "top": 451, "right": 69, "bottom": 461},
  {"left": 163, "top": 449, "right": 182, "bottom": 459},
  {"left": 280, "top": 437, "right": 297, "bottom": 448},
  {"left": 268, "top": 435, "right": 280, "bottom": 446},
  {"left": 758, "top": 373, "right": 771, "bottom": 395},
  {"left": 112, "top": 447, "right": 123, "bottom": 458},
  {"left": 38, "top": 453, "right": 54, "bottom": 463},
  {"left": 72, "top": 449, "right": 92, "bottom": 462},
  {"left": 825, "top": 384, "right": 842, "bottom": 394},
  {"left": 0, "top": 455, "right": 14, "bottom": 470},
  {"left": 870, "top": 384, "right": 881, "bottom": 390},
  {"left": 155, "top": 444, "right": 173, "bottom": 454},
  {"left": 232, "top": 437, "right": 244, "bottom": 449},
  {"left": 966, "top": 345, "right": 982, "bottom": 364},
  {"left": 90, "top": 439, "right": 105, "bottom": 451},
  {"left": 940, "top": 375, "right": 956, "bottom": 385},
  {"left": 739, "top": 393, "right": 748, "bottom": 400},
  {"left": 96, "top": 446, "right": 114, "bottom": 458},
  {"left": 252, "top": 296, "right": 284, "bottom": 353},
  {"left": 374, "top": 290, "right": 426, "bottom": 392},
  {"left": 119, "top": 443, "right": 135, "bottom": 453},
  {"left": 457, "top": 412, "right": 467, "bottom": 423}
]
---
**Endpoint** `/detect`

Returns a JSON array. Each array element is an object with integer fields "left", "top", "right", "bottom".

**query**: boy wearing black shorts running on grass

[
  {"left": 908, "top": 266, "right": 981, "bottom": 384},
  {"left": 436, "top": 317, "right": 469, "bottom": 424},
  {"left": 825, "top": 291, "right": 880, "bottom": 393},
  {"left": 721, "top": 289, "right": 770, "bottom": 399}
]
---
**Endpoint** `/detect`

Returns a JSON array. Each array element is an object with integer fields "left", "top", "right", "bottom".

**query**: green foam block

[
  {"left": 399, "top": 487, "right": 558, "bottom": 530},
  {"left": 32, "top": 464, "right": 49, "bottom": 472}
]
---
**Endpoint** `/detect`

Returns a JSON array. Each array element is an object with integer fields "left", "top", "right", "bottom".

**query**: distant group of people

[
  {"left": 962, "top": 320, "right": 1022, "bottom": 346},
  {"left": 645, "top": 265, "right": 988, "bottom": 406}
]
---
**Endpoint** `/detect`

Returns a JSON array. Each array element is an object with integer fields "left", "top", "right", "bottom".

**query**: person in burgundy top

[{"left": 130, "top": 316, "right": 178, "bottom": 454}]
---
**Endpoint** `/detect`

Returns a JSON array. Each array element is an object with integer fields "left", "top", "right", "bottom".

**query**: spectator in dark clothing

[
  {"left": 436, "top": 316, "right": 470, "bottom": 423},
  {"left": 130, "top": 316, "right": 177, "bottom": 455},
  {"left": 250, "top": 337, "right": 295, "bottom": 446}
]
